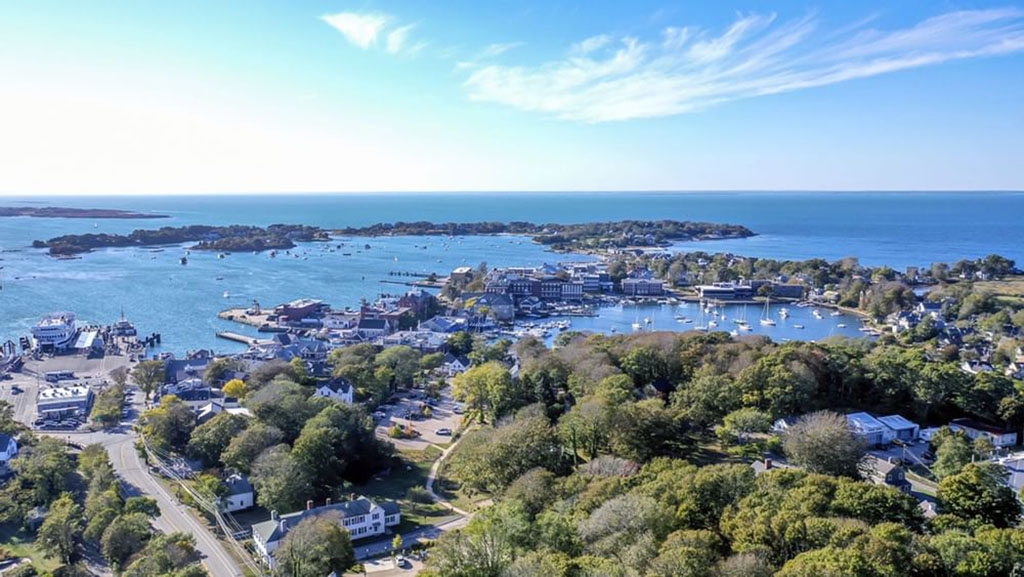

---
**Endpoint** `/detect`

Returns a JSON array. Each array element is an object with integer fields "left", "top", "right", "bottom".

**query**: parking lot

[
  {"left": 1, "top": 353, "right": 136, "bottom": 430},
  {"left": 374, "top": 387, "right": 464, "bottom": 450}
]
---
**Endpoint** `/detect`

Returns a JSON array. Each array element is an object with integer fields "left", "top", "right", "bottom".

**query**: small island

[
  {"left": 335, "top": 219, "right": 755, "bottom": 251},
  {"left": 0, "top": 206, "right": 168, "bottom": 219},
  {"left": 35, "top": 224, "right": 329, "bottom": 255}
]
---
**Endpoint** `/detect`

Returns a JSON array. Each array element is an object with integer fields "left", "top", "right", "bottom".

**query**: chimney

[
  {"left": 306, "top": 500, "right": 313, "bottom": 511},
  {"left": 764, "top": 458, "right": 772, "bottom": 470},
  {"left": 326, "top": 498, "right": 332, "bottom": 506},
  {"left": 271, "top": 510, "right": 279, "bottom": 521}
]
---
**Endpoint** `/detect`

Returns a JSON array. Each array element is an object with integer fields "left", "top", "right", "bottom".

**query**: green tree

[
  {"left": 186, "top": 412, "right": 248, "bottom": 466},
  {"left": 37, "top": 493, "right": 83, "bottom": 564},
  {"left": 938, "top": 462, "right": 1021, "bottom": 528},
  {"left": 453, "top": 361, "right": 515, "bottom": 423},
  {"left": 11, "top": 437, "right": 74, "bottom": 505},
  {"left": 101, "top": 512, "right": 151, "bottom": 567},
  {"left": 140, "top": 395, "right": 197, "bottom": 453},
  {"left": 275, "top": 512, "right": 355, "bottom": 577},
  {"left": 375, "top": 346, "right": 421, "bottom": 390},
  {"left": 933, "top": 434, "right": 974, "bottom": 479},
  {"left": 718, "top": 407, "right": 772, "bottom": 445},
  {"left": 783, "top": 411, "right": 865, "bottom": 478},
  {"left": 250, "top": 444, "right": 311, "bottom": 513},
  {"left": 89, "top": 383, "right": 125, "bottom": 428},
  {"left": 447, "top": 331, "right": 474, "bottom": 356},
  {"left": 245, "top": 378, "right": 322, "bottom": 442},
  {"left": 221, "top": 423, "right": 284, "bottom": 474},
  {"left": 131, "top": 360, "right": 166, "bottom": 402}
]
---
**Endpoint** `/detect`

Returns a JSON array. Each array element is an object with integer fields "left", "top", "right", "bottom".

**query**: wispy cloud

[
  {"left": 323, "top": 12, "right": 424, "bottom": 56},
  {"left": 463, "top": 9, "right": 1024, "bottom": 122},
  {"left": 387, "top": 24, "right": 417, "bottom": 54},
  {"left": 322, "top": 12, "right": 391, "bottom": 49},
  {"left": 455, "top": 42, "right": 524, "bottom": 71}
]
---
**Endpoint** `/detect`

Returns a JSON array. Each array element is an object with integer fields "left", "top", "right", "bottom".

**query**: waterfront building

[
  {"left": 560, "top": 280, "right": 584, "bottom": 301},
  {"left": 450, "top": 266, "right": 474, "bottom": 283},
  {"left": 31, "top": 312, "right": 77, "bottom": 352},
  {"left": 274, "top": 299, "right": 325, "bottom": 323},
  {"left": 621, "top": 278, "right": 664, "bottom": 297},
  {"left": 37, "top": 385, "right": 94, "bottom": 419},
  {"left": 252, "top": 497, "right": 400, "bottom": 569}
]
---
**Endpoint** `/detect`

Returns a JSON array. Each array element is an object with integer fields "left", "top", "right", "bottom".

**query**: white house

[
  {"left": 221, "top": 473, "right": 254, "bottom": 513},
  {"left": 252, "top": 497, "right": 400, "bottom": 569},
  {"left": 949, "top": 418, "right": 1018, "bottom": 448},
  {"left": 312, "top": 378, "right": 354, "bottom": 404},
  {"left": 444, "top": 353, "right": 471, "bottom": 377},
  {"left": 0, "top": 434, "right": 18, "bottom": 467}
]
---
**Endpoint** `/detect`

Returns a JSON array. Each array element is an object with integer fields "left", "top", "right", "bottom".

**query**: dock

[{"left": 216, "top": 332, "right": 264, "bottom": 346}]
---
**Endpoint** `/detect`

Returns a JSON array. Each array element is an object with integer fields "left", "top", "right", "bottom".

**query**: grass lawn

[
  {"left": 0, "top": 523, "right": 61, "bottom": 573},
  {"left": 974, "top": 276, "right": 1024, "bottom": 298}
]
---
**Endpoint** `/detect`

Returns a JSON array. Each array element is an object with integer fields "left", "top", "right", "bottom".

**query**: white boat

[
  {"left": 223, "top": 291, "right": 230, "bottom": 299},
  {"left": 812, "top": 310, "right": 823, "bottom": 319},
  {"left": 779, "top": 307, "right": 790, "bottom": 318},
  {"left": 793, "top": 324, "right": 805, "bottom": 329},
  {"left": 830, "top": 310, "right": 843, "bottom": 317},
  {"left": 760, "top": 297, "right": 776, "bottom": 326},
  {"left": 837, "top": 323, "right": 847, "bottom": 328},
  {"left": 708, "top": 320, "right": 718, "bottom": 328},
  {"left": 730, "top": 329, "right": 739, "bottom": 337}
]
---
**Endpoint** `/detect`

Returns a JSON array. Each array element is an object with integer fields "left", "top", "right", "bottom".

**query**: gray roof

[
  {"left": 379, "top": 501, "right": 400, "bottom": 516},
  {"left": 321, "top": 378, "right": 352, "bottom": 394},
  {"left": 224, "top": 473, "right": 253, "bottom": 497},
  {"left": 252, "top": 497, "right": 382, "bottom": 545},
  {"left": 358, "top": 318, "right": 388, "bottom": 330}
]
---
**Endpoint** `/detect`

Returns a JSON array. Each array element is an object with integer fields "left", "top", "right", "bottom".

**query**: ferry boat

[
  {"left": 111, "top": 313, "right": 136, "bottom": 337},
  {"left": 32, "top": 312, "right": 77, "bottom": 351}
]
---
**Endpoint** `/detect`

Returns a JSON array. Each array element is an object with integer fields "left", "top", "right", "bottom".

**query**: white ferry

[{"left": 32, "top": 312, "right": 77, "bottom": 351}]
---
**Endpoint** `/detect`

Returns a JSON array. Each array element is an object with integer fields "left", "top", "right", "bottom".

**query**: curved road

[{"left": 46, "top": 428, "right": 243, "bottom": 577}]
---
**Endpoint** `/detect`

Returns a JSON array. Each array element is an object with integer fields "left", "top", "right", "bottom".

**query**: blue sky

[{"left": 2, "top": 1, "right": 1023, "bottom": 194}]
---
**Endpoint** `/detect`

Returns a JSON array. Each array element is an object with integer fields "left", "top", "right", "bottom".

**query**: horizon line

[{"left": 1, "top": 189, "right": 1023, "bottom": 198}]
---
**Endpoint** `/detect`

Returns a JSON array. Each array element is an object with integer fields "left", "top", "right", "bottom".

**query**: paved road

[{"left": 45, "top": 428, "right": 244, "bottom": 577}]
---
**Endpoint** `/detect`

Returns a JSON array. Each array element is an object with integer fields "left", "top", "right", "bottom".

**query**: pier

[{"left": 216, "top": 332, "right": 265, "bottom": 346}]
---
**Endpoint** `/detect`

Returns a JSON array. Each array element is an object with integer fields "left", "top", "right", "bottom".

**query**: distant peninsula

[
  {"left": 335, "top": 220, "right": 755, "bottom": 251},
  {"left": 0, "top": 206, "right": 168, "bottom": 219},
  {"left": 34, "top": 224, "right": 329, "bottom": 256}
]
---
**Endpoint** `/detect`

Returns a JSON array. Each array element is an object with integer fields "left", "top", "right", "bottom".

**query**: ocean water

[{"left": 0, "top": 192, "right": 1021, "bottom": 353}]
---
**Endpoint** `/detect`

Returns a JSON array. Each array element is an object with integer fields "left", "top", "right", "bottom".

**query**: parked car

[
  {"left": 436, "top": 428, "right": 452, "bottom": 436},
  {"left": 395, "top": 555, "right": 409, "bottom": 568},
  {"left": 452, "top": 406, "right": 464, "bottom": 415},
  {"left": 10, "top": 385, "right": 22, "bottom": 394}
]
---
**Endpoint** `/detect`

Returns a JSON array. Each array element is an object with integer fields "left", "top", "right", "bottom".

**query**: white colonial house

[
  {"left": 221, "top": 473, "right": 254, "bottom": 513},
  {"left": 312, "top": 378, "right": 354, "bottom": 404},
  {"left": 252, "top": 497, "right": 400, "bottom": 569},
  {"left": 0, "top": 434, "right": 18, "bottom": 466},
  {"left": 444, "top": 353, "right": 471, "bottom": 377}
]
